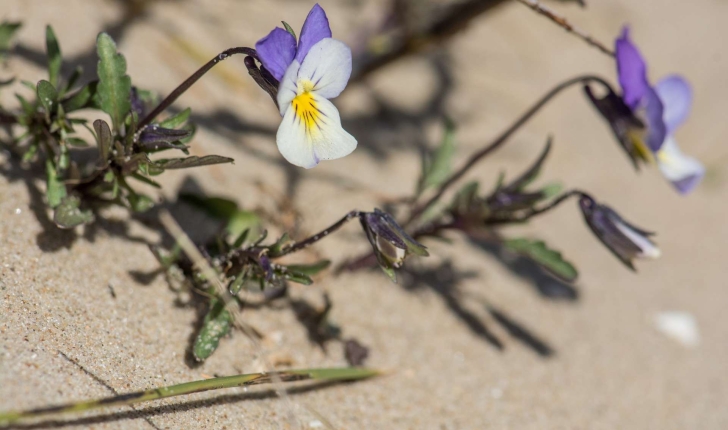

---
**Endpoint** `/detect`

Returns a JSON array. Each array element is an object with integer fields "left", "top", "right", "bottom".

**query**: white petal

[
  {"left": 308, "top": 94, "right": 357, "bottom": 162},
  {"left": 275, "top": 93, "right": 356, "bottom": 169},
  {"left": 656, "top": 136, "right": 705, "bottom": 194},
  {"left": 277, "top": 60, "right": 300, "bottom": 116},
  {"left": 298, "top": 38, "right": 352, "bottom": 99},
  {"left": 614, "top": 221, "right": 661, "bottom": 259}
]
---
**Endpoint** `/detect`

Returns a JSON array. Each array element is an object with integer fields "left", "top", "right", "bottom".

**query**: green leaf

[
  {"left": 280, "top": 269, "right": 313, "bottom": 286},
  {"left": 504, "top": 238, "right": 578, "bottom": 282},
  {"left": 63, "top": 65, "right": 83, "bottom": 94},
  {"left": 158, "top": 107, "right": 190, "bottom": 129},
  {"left": 62, "top": 81, "right": 98, "bottom": 112},
  {"left": 231, "top": 229, "right": 250, "bottom": 248},
  {"left": 53, "top": 195, "right": 94, "bottom": 229},
  {"left": 93, "top": 119, "right": 112, "bottom": 164},
  {"left": 96, "top": 32, "right": 131, "bottom": 131},
  {"left": 130, "top": 172, "right": 161, "bottom": 188},
  {"left": 193, "top": 298, "right": 232, "bottom": 361},
  {"left": 153, "top": 155, "right": 233, "bottom": 169},
  {"left": 45, "top": 159, "right": 66, "bottom": 208},
  {"left": 0, "top": 21, "right": 22, "bottom": 54},
  {"left": 285, "top": 260, "right": 331, "bottom": 276},
  {"left": 227, "top": 210, "right": 260, "bottom": 238},
  {"left": 281, "top": 21, "right": 297, "bottom": 39},
  {"left": 228, "top": 269, "right": 247, "bottom": 296},
  {"left": 36, "top": 80, "right": 58, "bottom": 116},
  {"left": 66, "top": 137, "right": 89, "bottom": 147},
  {"left": 419, "top": 118, "right": 456, "bottom": 192},
  {"left": 45, "top": 26, "right": 62, "bottom": 88},
  {"left": 127, "top": 193, "right": 155, "bottom": 212}
]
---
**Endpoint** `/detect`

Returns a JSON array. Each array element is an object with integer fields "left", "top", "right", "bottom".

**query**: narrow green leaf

[
  {"left": 96, "top": 32, "right": 131, "bottom": 131},
  {"left": 153, "top": 155, "right": 233, "bottom": 169},
  {"left": 228, "top": 268, "right": 247, "bottom": 295},
  {"left": 504, "top": 238, "right": 578, "bottom": 282},
  {"left": 130, "top": 172, "right": 161, "bottom": 188},
  {"left": 0, "top": 367, "right": 378, "bottom": 425},
  {"left": 66, "top": 137, "right": 88, "bottom": 147},
  {"left": 281, "top": 21, "right": 297, "bottom": 39},
  {"left": 280, "top": 269, "right": 313, "bottom": 286},
  {"left": 227, "top": 210, "right": 260, "bottom": 238},
  {"left": 36, "top": 80, "right": 58, "bottom": 116},
  {"left": 420, "top": 119, "right": 456, "bottom": 191},
  {"left": 53, "top": 195, "right": 94, "bottom": 229},
  {"left": 158, "top": 107, "right": 191, "bottom": 129},
  {"left": 193, "top": 298, "right": 233, "bottom": 361},
  {"left": 62, "top": 81, "right": 98, "bottom": 112},
  {"left": 92, "top": 119, "right": 112, "bottom": 164},
  {"left": 232, "top": 229, "right": 250, "bottom": 248},
  {"left": 45, "top": 159, "right": 66, "bottom": 208},
  {"left": 45, "top": 26, "right": 62, "bottom": 88},
  {"left": 63, "top": 65, "right": 83, "bottom": 94},
  {"left": 285, "top": 260, "right": 331, "bottom": 276},
  {"left": 0, "top": 21, "right": 22, "bottom": 54}
]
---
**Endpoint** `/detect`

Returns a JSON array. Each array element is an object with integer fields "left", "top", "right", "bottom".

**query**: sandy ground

[{"left": 1, "top": 0, "right": 727, "bottom": 429}]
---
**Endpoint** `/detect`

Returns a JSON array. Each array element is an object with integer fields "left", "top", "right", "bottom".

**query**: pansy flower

[
  {"left": 588, "top": 26, "right": 704, "bottom": 194},
  {"left": 255, "top": 4, "right": 357, "bottom": 168}
]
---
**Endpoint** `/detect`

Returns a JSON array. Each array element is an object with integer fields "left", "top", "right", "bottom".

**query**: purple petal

[
  {"left": 641, "top": 86, "right": 667, "bottom": 152},
  {"left": 255, "top": 27, "right": 297, "bottom": 81},
  {"left": 671, "top": 173, "right": 703, "bottom": 194},
  {"left": 615, "top": 26, "right": 650, "bottom": 109},
  {"left": 655, "top": 75, "right": 692, "bottom": 135},
  {"left": 295, "top": 3, "right": 332, "bottom": 63}
]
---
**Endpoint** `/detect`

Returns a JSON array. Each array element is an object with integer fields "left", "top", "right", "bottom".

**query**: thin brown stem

[
  {"left": 514, "top": 0, "right": 614, "bottom": 57},
  {"left": 275, "top": 210, "right": 363, "bottom": 257},
  {"left": 138, "top": 47, "right": 256, "bottom": 129},
  {"left": 404, "top": 74, "right": 612, "bottom": 226}
]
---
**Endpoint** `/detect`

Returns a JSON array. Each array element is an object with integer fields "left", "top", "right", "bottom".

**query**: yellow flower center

[{"left": 291, "top": 80, "right": 321, "bottom": 134}]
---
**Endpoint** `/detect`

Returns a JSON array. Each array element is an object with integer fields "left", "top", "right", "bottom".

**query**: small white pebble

[
  {"left": 14, "top": 208, "right": 21, "bottom": 215},
  {"left": 654, "top": 311, "right": 700, "bottom": 348},
  {"left": 308, "top": 420, "right": 323, "bottom": 428}
]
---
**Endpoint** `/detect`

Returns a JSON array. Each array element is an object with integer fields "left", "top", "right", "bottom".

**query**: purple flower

[
  {"left": 614, "top": 26, "right": 704, "bottom": 194},
  {"left": 255, "top": 4, "right": 356, "bottom": 169}
]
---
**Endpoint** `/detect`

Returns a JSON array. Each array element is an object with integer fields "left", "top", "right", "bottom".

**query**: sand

[{"left": 1, "top": 0, "right": 727, "bottom": 428}]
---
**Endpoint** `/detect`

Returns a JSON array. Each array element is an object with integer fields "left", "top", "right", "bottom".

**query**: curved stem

[
  {"left": 275, "top": 210, "right": 363, "bottom": 257},
  {"left": 499, "top": 189, "right": 587, "bottom": 223},
  {"left": 405, "top": 74, "right": 612, "bottom": 226},
  {"left": 138, "top": 47, "right": 257, "bottom": 129}
]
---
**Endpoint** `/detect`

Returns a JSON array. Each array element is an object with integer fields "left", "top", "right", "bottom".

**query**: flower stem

[
  {"left": 137, "top": 47, "right": 257, "bottom": 129},
  {"left": 0, "top": 368, "right": 379, "bottom": 425},
  {"left": 405, "top": 74, "right": 612, "bottom": 226},
  {"left": 500, "top": 189, "right": 587, "bottom": 223},
  {"left": 275, "top": 210, "right": 363, "bottom": 257},
  {"left": 514, "top": 0, "right": 615, "bottom": 57}
]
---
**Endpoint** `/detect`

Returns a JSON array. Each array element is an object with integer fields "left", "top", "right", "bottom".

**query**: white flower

[{"left": 275, "top": 38, "right": 357, "bottom": 168}]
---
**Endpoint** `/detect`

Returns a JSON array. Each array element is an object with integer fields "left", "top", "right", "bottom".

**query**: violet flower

[
  {"left": 255, "top": 4, "right": 357, "bottom": 168},
  {"left": 614, "top": 26, "right": 704, "bottom": 194}
]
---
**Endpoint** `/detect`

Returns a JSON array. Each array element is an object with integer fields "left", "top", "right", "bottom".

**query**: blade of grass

[{"left": 0, "top": 367, "right": 379, "bottom": 425}]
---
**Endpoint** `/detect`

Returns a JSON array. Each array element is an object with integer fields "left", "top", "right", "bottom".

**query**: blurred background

[{"left": 1, "top": 0, "right": 727, "bottom": 428}]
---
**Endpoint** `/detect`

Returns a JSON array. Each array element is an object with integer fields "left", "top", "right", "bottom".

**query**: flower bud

[
  {"left": 578, "top": 195, "right": 660, "bottom": 270},
  {"left": 360, "top": 209, "right": 428, "bottom": 281}
]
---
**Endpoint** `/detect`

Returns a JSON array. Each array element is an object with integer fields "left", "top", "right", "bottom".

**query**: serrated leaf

[
  {"left": 285, "top": 260, "right": 331, "bottom": 276},
  {"left": 96, "top": 32, "right": 131, "bottom": 132},
  {"left": 93, "top": 119, "right": 112, "bottom": 164},
  {"left": 193, "top": 298, "right": 232, "bottom": 361},
  {"left": 153, "top": 155, "right": 233, "bottom": 169},
  {"left": 281, "top": 21, "right": 297, "bottom": 39},
  {"left": 419, "top": 119, "right": 456, "bottom": 192},
  {"left": 158, "top": 107, "right": 191, "bottom": 129},
  {"left": 45, "top": 26, "right": 62, "bottom": 88},
  {"left": 53, "top": 195, "right": 94, "bottom": 229},
  {"left": 45, "top": 159, "right": 66, "bottom": 208},
  {"left": 504, "top": 238, "right": 578, "bottom": 282},
  {"left": 0, "top": 21, "right": 22, "bottom": 54},
  {"left": 36, "top": 80, "right": 58, "bottom": 116}
]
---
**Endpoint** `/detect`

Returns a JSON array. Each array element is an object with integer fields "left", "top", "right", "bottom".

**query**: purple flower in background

[
  {"left": 614, "top": 26, "right": 704, "bottom": 194},
  {"left": 255, "top": 4, "right": 357, "bottom": 169}
]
